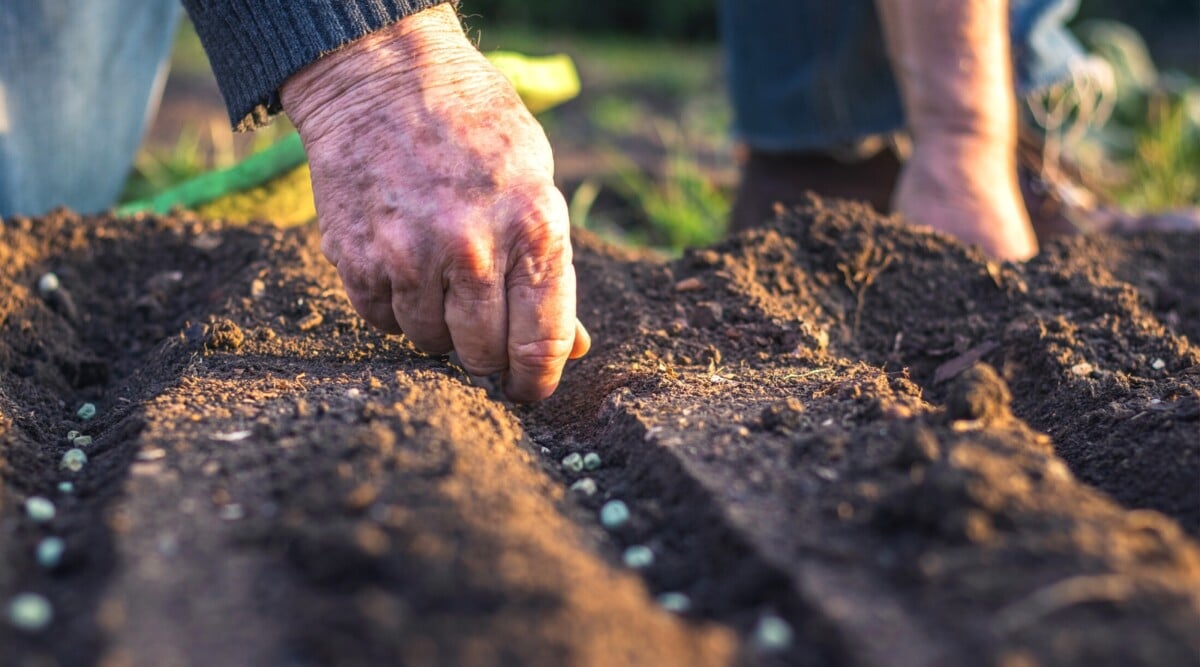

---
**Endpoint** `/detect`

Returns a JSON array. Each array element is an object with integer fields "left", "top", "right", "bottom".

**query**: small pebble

[
  {"left": 219, "top": 504, "right": 245, "bottom": 521},
  {"left": 36, "top": 537, "right": 65, "bottom": 569},
  {"left": 72, "top": 435, "right": 92, "bottom": 447},
  {"left": 25, "top": 497, "right": 55, "bottom": 523},
  {"left": 600, "top": 500, "right": 630, "bottom": 529},
  {"left": 37, "top": 272, "right": 60, "bottom": 295},
  {"left": 656, "top": 592, "right": 691, "bottom": 613},
  {"left": 752, "top": 614, "right": 794, "bottom": 651},
  {"left": 1151, "top": 358, "right": 1166, "bottom": 370},
  {"left": 569, "top": 478, "right": 598, "bottom": 496},
  {"left": 66, "top": 430, "right": 80, "bottom": 443},
  {"left": 561, "top": 452, "right": 584, "bottom": 473},
  {"left": 622, "top": 545, "right": 655, "bottom": 569},
  {"left": 582, "top": 452, "right": 602, "bottom": 471},
  {"left": 1069, "top": 362, "right": 1094, "bottom": 377},
  {"left": 210, "top": 430, "right": 252, "bottom": 442},
  {"left": 76, "top": 403, "right": 96, "bottom": 421},
  {"left": 7, "top": 593, "right": 52, "bottom": 632},
  {"left": 61, "top": 448, "right": 87, "bottom": 472},
  {"left": 296, "top": 311, "right": 324, "bottom": 331},
  {"left": 57, "top": 482, "right": 75, "bottom": 494}
]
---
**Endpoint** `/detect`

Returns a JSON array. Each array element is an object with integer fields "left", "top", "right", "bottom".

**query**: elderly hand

[{"left": 281, "top": 5, "right": 589, "bottom": 401}]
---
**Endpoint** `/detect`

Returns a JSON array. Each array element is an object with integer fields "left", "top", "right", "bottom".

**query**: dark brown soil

[{"left": 1, "top": 199, "right": 1197, "bottom": 666}]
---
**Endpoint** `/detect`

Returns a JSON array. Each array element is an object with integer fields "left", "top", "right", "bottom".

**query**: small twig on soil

[
  {"left": 837, "top": 242, "right": 894, "bottom": 336},
  {"left": 781, "top": 368, "right": 833, "bottom": 381},
  {"left": 992, "top": 574, "right": 1142, "bottom": 635},
  {"left": 933, "top": 341, "right": 1000, "bottom": 384}
]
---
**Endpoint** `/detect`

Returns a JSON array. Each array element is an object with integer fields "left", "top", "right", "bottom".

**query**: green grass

[
  {"left": 471, "top": 26, "right": 734, "bottom": 252},
  {"left": 1075, "top": 19, "right": 1200, "bottom": 210},
  {"left": 1114, "top": 94, "right": 1200, "bottom": 210},
  {"left": 120, "top": 18, "right": 293, "bottom": 205}
]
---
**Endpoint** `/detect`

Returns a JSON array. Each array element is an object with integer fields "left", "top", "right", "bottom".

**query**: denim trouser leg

[
  {"left": 720, "top": 0, "right": 1090, "bottom": 152},
  {"left": 0, "top": 0, "right": 181, "bottom": 217}
]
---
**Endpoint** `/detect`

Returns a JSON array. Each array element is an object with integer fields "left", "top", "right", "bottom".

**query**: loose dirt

[{"left": 1, "top": 198, "right": 1197, "bottom": 666}]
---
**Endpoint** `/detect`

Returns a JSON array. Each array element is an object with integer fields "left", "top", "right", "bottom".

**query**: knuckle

[
  {"left": 403, "top": 328, "right": 452, "bottom": 355},
  {"left": 456, "top": 351, "right": 507, "bottom": 376},
  {"left": 444, "top": 244, "right": 500, "bottom": 294},
  {"left": 507, "top": 228, "right": 571, "bottom": 287},
  {"left": 344, "top": 288, "right": 400, "bottom": 334},
  {"left": 398, "top": 309, "right": 446, "bottom": 338},
  {"left": 319, "top": 234, "right": 341, "bottom": 266},
  {"left": 509, "top": 336, "right": 574, "bottom": 372},
  {"left": 490, "top": 182, "right": 567, "bottom": 242},
  {"left": 511, "top": 187, "right": 569, "bottom": 237}
]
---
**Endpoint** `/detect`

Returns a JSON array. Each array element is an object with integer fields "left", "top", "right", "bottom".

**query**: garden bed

[{"left": 1, "top": 199, "right": 1197, "bottom": 666}]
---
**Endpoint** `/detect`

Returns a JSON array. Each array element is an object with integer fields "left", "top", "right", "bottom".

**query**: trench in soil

[{"left": 1, "top": 203, "right": 1198, "bottom": 666}]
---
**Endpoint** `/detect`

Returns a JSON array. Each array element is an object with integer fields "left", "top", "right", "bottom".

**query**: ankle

[{"left": 910, "top": 131, "right": 1019, "bottom": 190}]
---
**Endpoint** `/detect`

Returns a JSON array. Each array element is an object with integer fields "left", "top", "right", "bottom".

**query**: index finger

[
  {"left": 504, "top": 260, "right": 578, "bottom": 402},
  {"left": 502, "top": 213, "right": 578, "bottom": 402}
]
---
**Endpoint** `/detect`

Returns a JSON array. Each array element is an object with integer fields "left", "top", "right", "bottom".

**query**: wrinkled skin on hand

[{"left": 282, "top": 5, "right": 589, "bottom": 402}]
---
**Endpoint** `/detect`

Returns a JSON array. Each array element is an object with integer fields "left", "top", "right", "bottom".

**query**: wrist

[{"left": 281, "top": 4, "right": 478, "bottom": 134}]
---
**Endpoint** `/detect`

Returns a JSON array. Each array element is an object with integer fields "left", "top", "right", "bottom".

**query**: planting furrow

[
  {"left": 89, "top": 361, "right": 733, "bottom": 666},
  {"left": 527, "top": 388, "right": 853, "bottom": 667},
  {"left": 2, "top": 212, "right": 738, "bottom": 666}
]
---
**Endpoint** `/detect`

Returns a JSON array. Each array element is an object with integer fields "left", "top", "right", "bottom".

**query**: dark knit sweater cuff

[{"left": 183, "top": 0, "right": 453, "bottom": 131}]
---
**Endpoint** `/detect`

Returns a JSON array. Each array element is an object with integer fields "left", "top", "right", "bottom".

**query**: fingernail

[{"left": 570, "top": 319, "right": 592, "bottom": 359}]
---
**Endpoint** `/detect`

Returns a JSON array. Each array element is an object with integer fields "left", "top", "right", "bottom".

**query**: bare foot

[{"left": 894, "top": 135, "right": 1038, "bottom": 261}]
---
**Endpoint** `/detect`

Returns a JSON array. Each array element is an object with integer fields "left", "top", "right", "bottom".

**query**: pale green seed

[
  {"left": 72, "top": 435, "right": 92, "bottom": 447},
  {"left": 61, "top": 448, "right": 87, "bottom": 472},
  {"left": 561, "top": 452, "right": 584, "bottom": 473},
  {"left": 582, "top": 452, "right": 602, "bottom": 471},
  {"left": 600, "top": 500, "right": 629, "bottom": 529},
  {"left": 656, "top": 592, "right": 691, "bottom": 613},
  {"left": 622, "top": 545, "right": 655, "bottom": 569},
  {"left": 25, "top": 497, "right": 55, "bottom": 523},
  {"left": 37, "top": 273, "right": 60, "bottom": 295},
  {"left": 76, "top": 403, "right": 96, "bottom": 421},
  {"left": 66, "top": 430, "right": 80, "bottom": 443},
  {"left": 752, "top": 614, "right": 794, "bottom": 651},
  {"left": 569, "top": 478, "right": 597, "bottom": 497},
  {"left": 7, "top": 593, "right": 52, "bottom": 632},
  {"left": 57, "top": 481, "right": 75, "bottom": 494},
  {"left": 36, "top": 537, "right": 65, "bottom": 569}
]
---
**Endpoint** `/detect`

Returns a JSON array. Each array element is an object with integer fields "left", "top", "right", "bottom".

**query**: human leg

[
  {"left": 0, "top": 0, "right": 181, "bottom": 217},
  {"left": 876, "top": 0, "right": 1038, "bottom": 260},
  {"left": 718, "top": 0, "right": 903, "bottom": 152},
  {"left": 719, "top": 0, "right": 905, "bottom": 230},
  {"left": 722, "top": 0, "right": 1101, "bottom": 259}
]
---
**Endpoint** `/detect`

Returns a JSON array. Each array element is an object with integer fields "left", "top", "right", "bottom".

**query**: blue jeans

[
  {"left": 719, "top": 0, "right": 1089, "bottom": 152},
  {"left": 0, "top": 0, "right": 181, "bottom": 217}
]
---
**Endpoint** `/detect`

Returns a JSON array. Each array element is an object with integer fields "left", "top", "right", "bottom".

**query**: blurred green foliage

[
  {"left": 460, "top": 0, "right": 717, "bottom": 39},
  {"left": 133, "top": 10, "right": 1195, "bottom": 253},
  {"left": 1074, "top": 20, "right": 1200, "bottom": 208}
]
